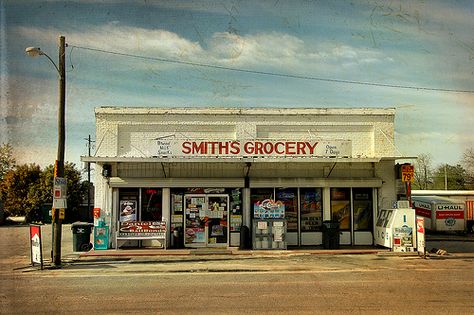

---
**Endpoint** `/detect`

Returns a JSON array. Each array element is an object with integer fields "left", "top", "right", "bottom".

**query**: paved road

[
  {"left": 1, "top": 225, "right": 473, "bottom": 314},
  {"left": 2, "top": 255, "right": 474, "bottom": 314}
]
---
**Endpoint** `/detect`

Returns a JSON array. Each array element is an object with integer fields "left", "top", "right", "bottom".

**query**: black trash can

[
  {"left": 322, "top": 220, "right": 340, "bottom": 249},
  {"left": 172, "top": 226, "right": 184, "bottom": 249},
  {"left": 71, "top": 222, "right": 93, "bottom": 252},
  {"left": 239, "top": 225, "right": 251, "bottom": 250}
]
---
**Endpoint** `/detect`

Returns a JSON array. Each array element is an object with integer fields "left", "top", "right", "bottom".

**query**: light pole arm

[{"left": 40, "top": 52, "right": 60, "bottom": 74}]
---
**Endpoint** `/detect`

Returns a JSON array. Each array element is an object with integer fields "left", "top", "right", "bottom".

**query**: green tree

[
  {"left": 0, "top": 162, "right": 87, "bottom": 221},
  {"left": 0, "top": 164, "right": 41, "bottom": 216},
  {"left": 432, "top": 164, "right": 468, "bottom": 190},
  {"left": 34, "top": 162, "right": 87, "bottom": 222},
  {"left": 0, "top": 143, "right": 16, "bottom": 182}
]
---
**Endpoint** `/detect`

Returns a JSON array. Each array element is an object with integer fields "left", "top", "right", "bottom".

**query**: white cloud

[
  {"left": 14, "top": 25, "right": 391, "bottom": 75},
  {"left": 16, "top": 25, "right": 204, "bottom": 60}
]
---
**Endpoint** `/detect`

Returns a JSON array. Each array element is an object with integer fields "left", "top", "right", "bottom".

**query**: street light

[{"left": 26, "top": 36, "right": 66, "bottom": 268}]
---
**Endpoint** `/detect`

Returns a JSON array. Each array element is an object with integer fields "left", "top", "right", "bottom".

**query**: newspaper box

[{"left": 375, "top": 201, "right": 416, "bottom": 252}]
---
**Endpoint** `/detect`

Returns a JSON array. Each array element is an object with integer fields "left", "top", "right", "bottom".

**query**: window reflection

[
  {"left": 353, "top": 188, "right": 372, "bottom": 231},
  {"left": 141, "top": 188, "right": 162, "bottom": 221}
]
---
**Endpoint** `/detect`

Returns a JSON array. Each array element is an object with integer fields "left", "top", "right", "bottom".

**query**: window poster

[
  {"left": 331, "top": 200, "right": 351, "bottom": 230},
  {"left": 231, "top": 188, "right": 242, "bottom": 205},
  {"left": 273, "top": 226, "right": 284, "bottom": 242},
  {"left": 211, "top": 225, "right": 224, "bottom": 237},
  {"left": 185, "top": 228, "right": 205, "bottom": 244},
  {"left": 191, "top": 197, "right": 205, "bottom": 206},
  {"left": 171, "top": 215, "right": 183, "bottom": 223},
  {"left": 300, "top": 188, "right": 323, "bottom": 231},
  {"left": 230, "top": 215, "right": 242, "bottom": 231},
  {"left": 173, "top": 194, "right": 183, "bottom": 213},
  {"left": 119, "top": 200, "right": 137, "bottom": 222},
  {"left": 254, "top": 199, "right": 285, "bottom": 219},
  {"left": 331, "top": 188, "right": 351, "bottom": 230}
]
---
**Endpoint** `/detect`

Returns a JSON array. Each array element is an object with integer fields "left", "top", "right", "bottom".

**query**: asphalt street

[{"left": 1, "top": 224, "right": 474, "bottom": 314}]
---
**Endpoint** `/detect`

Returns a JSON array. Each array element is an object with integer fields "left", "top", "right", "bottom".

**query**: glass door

[
  {"left": 276, "top": 188, "right": 298, "bottom": 246},
  {"left": 206, "top": 195, "right": 229, "bottom": 247},
  {"left": 184, "top": 195, "right": 206, "bottom": 247}
]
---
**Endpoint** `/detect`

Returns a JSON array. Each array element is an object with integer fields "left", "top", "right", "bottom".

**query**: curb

[{"left": 77, "top": 248, "right": 390, "bottom": 261}]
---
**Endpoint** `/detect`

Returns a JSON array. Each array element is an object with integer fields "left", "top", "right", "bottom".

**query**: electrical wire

[{"left": 68, "top": 44, "right": 474, "bottom": 94}]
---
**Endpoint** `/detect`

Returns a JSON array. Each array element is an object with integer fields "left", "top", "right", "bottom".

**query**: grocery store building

[{"left": 82, "top": 107, "right": 405, "bottom": 249}]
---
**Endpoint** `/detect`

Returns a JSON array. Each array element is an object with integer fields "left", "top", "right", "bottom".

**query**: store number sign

[{"left": 401, "top": 165, "right": 414, "bottom": 182}]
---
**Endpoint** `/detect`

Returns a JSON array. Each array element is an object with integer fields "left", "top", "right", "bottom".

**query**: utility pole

[
  {"left": 85, "top": 135, "right": 95, "bottom": 220},
  {"left": 26, "top": 36, "right": 67, "bottom": 268},
  {"left": 52, "top": 35, "right": 66, "bottom": 267}
]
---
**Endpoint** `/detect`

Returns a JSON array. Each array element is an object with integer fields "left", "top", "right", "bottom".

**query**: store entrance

[{"left": 184, "top": 194, "right": 229, "bottom": 247}]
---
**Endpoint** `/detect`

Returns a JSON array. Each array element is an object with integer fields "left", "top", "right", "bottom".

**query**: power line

[{"left": 68, "top": 44, "right": 474, "bottom": 94}]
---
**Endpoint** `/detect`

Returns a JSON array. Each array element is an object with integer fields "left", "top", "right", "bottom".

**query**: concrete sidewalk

[
  {"left": 66, "top": 231, "right": 474, "bottom": 263},
  {"left": 72, "top": 232, "right": 474, "bottom": 260}
]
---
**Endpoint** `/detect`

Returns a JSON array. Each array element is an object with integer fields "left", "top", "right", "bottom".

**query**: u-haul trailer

[{"left": 412, "top": 196, "right": 465, "bottom": 232}]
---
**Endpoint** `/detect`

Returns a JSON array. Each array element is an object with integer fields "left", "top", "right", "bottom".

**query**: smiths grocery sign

[{"left": 152, "top": 139, "right": 352, "bottom": 158}]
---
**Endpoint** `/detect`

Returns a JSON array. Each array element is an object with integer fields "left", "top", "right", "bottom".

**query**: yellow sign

[
  {"left": 59, "top": 209, "right": 65, "bottom": 220},
  {"left": 401, "top": 164, "right": 415, "bottom": 182},
  {"left": 51, "top": 208, "right": 66, "bottom": 220}
]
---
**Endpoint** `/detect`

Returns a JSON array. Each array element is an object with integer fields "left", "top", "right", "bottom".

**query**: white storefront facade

[{"left": 82, "top": 107, "right": 404, "bottom": 249}]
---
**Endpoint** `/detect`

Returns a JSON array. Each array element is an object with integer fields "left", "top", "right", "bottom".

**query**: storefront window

[
  {"left": 300, "top": 188, "right": 323, "bottom": 232},
  {"left": 331, "top": 188, "right": 351, "bottom": 231},
  {"left": 353, "top": 188, "right": 373, "bottom": 231},
  {"left": 170, "top": 190, "right": 184, "bottom": 230},
  {"left": 141, "top": 188, "right": 162, "bottom": 221},
  {"left": 229, "top": 188, "right": 243, "bottom": 231},
  {"left": 277, "top": 188, "right": 298, "bottom": 232}
]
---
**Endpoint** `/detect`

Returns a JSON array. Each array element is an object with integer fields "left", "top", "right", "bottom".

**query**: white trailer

[{"left": 412, "top": 196, "right": 465, "bottom": 232}]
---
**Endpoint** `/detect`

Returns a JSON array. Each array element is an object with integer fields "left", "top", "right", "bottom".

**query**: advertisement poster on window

[
  {"left": 331, "top": 189, "right": 351, "bottom": 230},
  {"left": 331, "top": 200, "right": 351, "bottom": 230},
  {"left": 254, "top": 199, "right": 285, "bottom": 219},
  {"left": 230, "top": 215, "right": 242, "bottom": 231},
  {"left": 119, "top": 200, "right": 137, "bottom": 222},
  {"left": 300, "top": 189, "right": 323, "bottom": 231},
  {"left": 185, "top": 227, "right": 205, "bottom": 244}
]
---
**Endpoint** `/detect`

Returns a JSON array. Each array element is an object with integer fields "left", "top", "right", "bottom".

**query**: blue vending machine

[{"left": 94, "top": 219, "right": 109, "bottom": 250}]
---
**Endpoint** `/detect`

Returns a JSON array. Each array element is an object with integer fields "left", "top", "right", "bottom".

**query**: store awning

[{"left": 81, "top": 156, "right": 416, "bottom": 164}]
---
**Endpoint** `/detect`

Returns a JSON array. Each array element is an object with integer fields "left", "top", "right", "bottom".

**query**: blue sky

[{"left": 1, "top": 0, "right": 473, "bottom": 171}]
